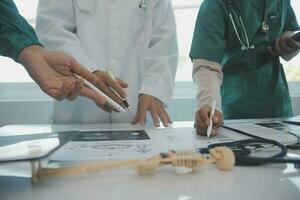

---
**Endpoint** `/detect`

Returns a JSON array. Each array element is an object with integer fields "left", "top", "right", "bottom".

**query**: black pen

[{"left": 107, "top": 69, "right": 132, "bottom": 111}]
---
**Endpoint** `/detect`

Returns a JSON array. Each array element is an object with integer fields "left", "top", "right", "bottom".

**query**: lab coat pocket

[{"left": 76, "top": 0, "right": 97, "bottom": 13}]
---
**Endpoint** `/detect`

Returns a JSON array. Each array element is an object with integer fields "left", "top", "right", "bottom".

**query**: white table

[{"left": 0, "top": 122, "right": 299, "bottom": 200}]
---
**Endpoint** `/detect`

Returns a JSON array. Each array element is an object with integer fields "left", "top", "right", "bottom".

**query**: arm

[
  {"left": 0, "top": 0, "right": 41, "bottom": 61},
  {"left": 139, "top": 0, "right": 178, "bottom": 105},
  {"left": 19, "top": 45, "right": 105, "bottom": 104},
  {"left": 193, "top": 59, "right": 224, "bottom": 137},
  {"left": 268, "top": 2, "right": 300, "bottom": 61},
  {"left": 193, "top": 59, "right": 223, "bottom": 113},
  {"left": 133, "top": 0, "right": 178, "bottom": 127},
  {"left": 0, "top": 0, "right": 106, "bottom": 106},
  {"left": 190, "top": 0, "right": 226, "bottom": 136}
]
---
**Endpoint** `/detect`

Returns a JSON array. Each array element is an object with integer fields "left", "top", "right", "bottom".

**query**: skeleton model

[{"left": 32, "top": 147, "right": 235, "bottom": 181}]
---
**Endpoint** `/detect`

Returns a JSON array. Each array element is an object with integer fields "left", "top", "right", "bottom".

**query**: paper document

[
  {"left": 151, "top": 126, "right": 249, "bottom": 150},
  {"left": 50, "top": 130, "right": 158, "bottom": 162},
  {"left": 224, "top": 122, "right": 298, "bottom": 145},
  {"left": 49, "top": 126, "right": 250, "bottom": 162}
]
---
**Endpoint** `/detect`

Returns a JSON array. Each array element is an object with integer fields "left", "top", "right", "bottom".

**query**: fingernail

[
  {"left": 122, "top": 93, "right": 127, "bottom": 98},
  {"left": 214, "top": 117, "right": 219, "bottom": 123}
]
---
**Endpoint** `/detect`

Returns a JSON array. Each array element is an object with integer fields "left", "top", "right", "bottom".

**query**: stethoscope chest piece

[
  {"left": 206, "top": 139, "right": 300, "bottom": 167},
  {"left": 261, "top": 21, "right": 270, "bottom": 33},
  {"left": 241, "top": 45, "right": 255, "bottom": 51}
]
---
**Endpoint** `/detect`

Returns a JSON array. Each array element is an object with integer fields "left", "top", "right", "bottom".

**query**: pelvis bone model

[{"left": 32, "top": 147, "right": 235, "bottom": 181}]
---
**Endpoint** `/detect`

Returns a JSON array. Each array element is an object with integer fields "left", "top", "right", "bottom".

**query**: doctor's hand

[
  {"left": 268, "top": 31, "right": 300, "bottom": 58},
  {"left": 194, "top": 105, "right": 224, "bottom": 136},
  {"left": 19, "top": 45, "right": 105, "bottom": 105},
  {"left": 132, "top": 94, "right": 172, "bottom": 127},
  {"left": 93, "top": 70, "right": 128, "bottom": 113}
]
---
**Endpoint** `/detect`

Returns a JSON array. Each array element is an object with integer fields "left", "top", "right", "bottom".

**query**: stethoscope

[
  {"left": 227, "top": 0, "right": 270, "bottom": 51},
  {"left": 199, "top": 139, "right": 300, "bottom": 168}
]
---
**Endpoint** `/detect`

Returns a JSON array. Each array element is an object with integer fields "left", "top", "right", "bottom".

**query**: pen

[
  {"left": 75, "top": 75, "right": 126, "bottom": 113},
  {"left": 107, "top": 69, "right": 132, "bottom": 111},
  {"left": 207, "top": 99, "right": 217, "bottom": 138}
]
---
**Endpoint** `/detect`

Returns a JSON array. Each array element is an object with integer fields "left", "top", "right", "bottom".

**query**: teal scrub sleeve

[
  {"left": 189, "top": 0, "right": 227, "bottom": 64},
  {"left": 284, "top": 1, "right": 299, "bottom": 32},
  {"left": 0, "top": 0, "right": 41, "bottom": 62}
]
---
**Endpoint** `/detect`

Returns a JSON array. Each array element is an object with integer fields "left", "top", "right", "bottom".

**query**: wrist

[{"left": 18, "top": 45, "right": 45, "bottom": 65}]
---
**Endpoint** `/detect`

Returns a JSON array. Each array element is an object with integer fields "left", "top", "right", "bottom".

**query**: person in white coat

[{"left": 36, "top": 0, "right": 178, "bottom": 127}]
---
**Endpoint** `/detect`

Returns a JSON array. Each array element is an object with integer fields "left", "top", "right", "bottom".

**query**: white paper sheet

[
  {"left": 50, "top": 130, "right": 161, "bottom": 162},
  {"left": 150, "top": 126, "right": 249, "bottom": 150},
  {"left": 49, "top": 127, "right": 249, "bottom": 162},
  {"left": 224, "top": 122, "right": 298, "bottom": 145}
]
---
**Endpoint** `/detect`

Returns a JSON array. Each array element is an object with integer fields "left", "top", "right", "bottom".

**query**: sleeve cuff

[
  {"left": 14, "top": 41, "right": 42, "bottom": 62},
  {"left": 0, "top": 29, "right": 41, "bottom": 62},
  {"left": 193, "top": 59, "right": 223, "bottom": 113},
  {"left": 139, "top": 84, "right": 173, "bottom": 107}
]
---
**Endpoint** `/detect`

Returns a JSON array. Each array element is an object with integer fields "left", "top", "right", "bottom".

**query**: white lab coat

[{"left": 36, "top": 0, "right": 178, "bottom": 124}]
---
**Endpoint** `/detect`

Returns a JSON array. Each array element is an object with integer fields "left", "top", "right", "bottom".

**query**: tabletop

[{"left": 0, "top": 121, "right": 299, "bottom": 200}]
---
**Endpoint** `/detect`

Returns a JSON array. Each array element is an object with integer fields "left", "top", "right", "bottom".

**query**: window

[
  {"left": 0, "top": 0, "right": 38, "bottom": 83},
  {"left": 0, "top": 0, "right": 300, "bottom": 85},
  {"left": 281, "top": 0, "right": 300, "bottom": 81},
  {"left": 173, "top": 0, "right": 300, "bottom": 82},
  {"left": 173, "top": 0, "right": 200, "bottom": 82}
]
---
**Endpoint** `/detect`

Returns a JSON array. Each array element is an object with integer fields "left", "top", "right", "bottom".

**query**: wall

[{"left": 2, "top": 96, "right": 300, "bottom": 127}]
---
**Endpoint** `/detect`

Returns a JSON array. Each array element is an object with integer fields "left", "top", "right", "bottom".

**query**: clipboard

[{"left": 0, "top": 131, "right": 80, "bottom": 162}]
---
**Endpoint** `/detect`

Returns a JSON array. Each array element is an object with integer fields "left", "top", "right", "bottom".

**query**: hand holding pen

[
  {"left": 92, "top": 70, "right": 128, "bottom": 113},
  {"left": 107, "top": 69, "right": 132, "bottom": 111},
  {"left": 194, "top": 100, "right": 224, "bottom": 137}
]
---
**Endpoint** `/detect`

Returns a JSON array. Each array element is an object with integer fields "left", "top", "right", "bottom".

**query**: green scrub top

[
  {"left": 190, "top": 0, "right": 300, "bottom": 119},
  {"left": 0, "top": 0, "right": 40, "bottom": 62}
]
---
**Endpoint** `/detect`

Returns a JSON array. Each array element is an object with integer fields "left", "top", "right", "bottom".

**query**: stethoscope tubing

[
  {"left": 203, "top": 139, "right": 300, "bottom": 166},
  {"left": 227, "top": 2, "right": 255, "bottom": 50}
]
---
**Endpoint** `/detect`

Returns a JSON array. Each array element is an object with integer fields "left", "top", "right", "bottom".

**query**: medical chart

[
  {"left": 224, "top": 122, "right": 298, "bottom": 145},
  {"left": 152, "top": 127, "right": 249, "bottom": 150},
  {"left": 49, "top": 127, "right": 249, "bottom": 162},
  {"left": 50, "top": 130, "right": 159, "bottom": 162}
]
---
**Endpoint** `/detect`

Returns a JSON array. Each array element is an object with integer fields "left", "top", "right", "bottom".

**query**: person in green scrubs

[
  {"left": 190, "top": 0, "right": 300, "bottom": 135},
  {"left": 0, "top": 0, "right": 126, "bottom": 107}
]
